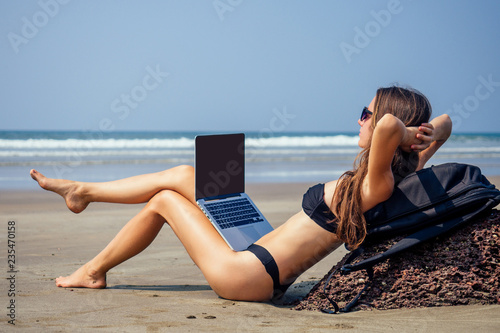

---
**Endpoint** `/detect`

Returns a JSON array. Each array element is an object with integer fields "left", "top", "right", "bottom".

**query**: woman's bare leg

[
  {"left": 148, "top": 190, "right": 273, "bottom": 301},
  {"left": 55, "top": 201, "right": 165, "bottom": 288},
  {"left": 55, "top": 189, "right": 273, "bottom": 301},
  {"left": 30, "top": 165, "right": 195, "bottom": 213}
]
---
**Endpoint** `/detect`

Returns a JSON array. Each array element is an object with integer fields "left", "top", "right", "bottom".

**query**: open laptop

[{"left": 195, "top": 133, "right": 273, "bottom": 251}]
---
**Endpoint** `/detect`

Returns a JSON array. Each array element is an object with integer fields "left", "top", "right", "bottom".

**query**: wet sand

[{"left": 1, "top": 178, "right": 500, "bottom": 332}]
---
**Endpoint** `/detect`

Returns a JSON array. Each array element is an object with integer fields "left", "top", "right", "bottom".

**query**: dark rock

[{"left": 292, "top": 210, "right": 500, "bottom": 312}]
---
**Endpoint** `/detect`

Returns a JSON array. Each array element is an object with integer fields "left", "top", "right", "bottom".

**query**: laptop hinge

[{"left": 203, "top": 193, "right": 243, "bottom": 202}]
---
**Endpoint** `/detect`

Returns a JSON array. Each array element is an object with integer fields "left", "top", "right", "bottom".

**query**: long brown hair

[{"left": 332, "top": 86, "right": 432, "bottom": 249}]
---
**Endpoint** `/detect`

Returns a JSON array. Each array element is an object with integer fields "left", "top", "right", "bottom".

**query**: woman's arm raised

[
  {"left": 363, "top": 113, "right": 452, "bottom": 211},
  {"left": 362, "top": 114, "right": 408, "bottom": 211},
  {"left": 416, "top": 114, "right": 452, "bottom": 170}
]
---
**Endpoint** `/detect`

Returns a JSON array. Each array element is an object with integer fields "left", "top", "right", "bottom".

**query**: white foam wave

[
  {"left": 439, "top": 147, "right": 500, "bottom": 153},
  {"left": 0, "top": 149, "right": 193, "bottom": 158},
  {"left": 0, "top": 135, "right": 360, "bottom": 150},
  {"left": 246, "top": 135, "right": 360, "bottom": 147},
  {"left": 0, "top": 138, "right": 195, "bottom": 150},
  {"left": 247, "top": 170, "right": 345, "bottom": 178},
  {"left": 0, "top": 148, "right": 362, "bottom": 159}
]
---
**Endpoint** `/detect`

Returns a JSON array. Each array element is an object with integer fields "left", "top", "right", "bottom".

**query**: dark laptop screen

[{"left": 195, "top": 133, "right": 245, "bottom": 200}]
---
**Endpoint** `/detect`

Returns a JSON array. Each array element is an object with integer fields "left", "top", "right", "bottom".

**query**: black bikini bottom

[{"left": 246, "top": 243, "right": 294, "bottom": 300}]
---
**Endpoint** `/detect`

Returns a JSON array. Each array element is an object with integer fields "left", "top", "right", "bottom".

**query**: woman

[{"left": 30, "top": 86, "right": 452, "bottom": 302}]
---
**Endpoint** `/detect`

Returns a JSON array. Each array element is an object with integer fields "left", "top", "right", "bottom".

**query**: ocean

[{"left": 1, "top": 130, "right": 500, "bottom": 190}]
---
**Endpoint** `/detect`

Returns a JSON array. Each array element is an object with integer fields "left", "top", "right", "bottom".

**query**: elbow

[
  {"left": 377, "top": 113, "right": 399, "bottom": 126},
  {"left": 441, "top": 114, "right": 452, "bottom": 129},
  {"left": 375, "top": 114, "right": 406, "bottom": 141},
  {"left": 377, "top": 114, "right": 404, "bottom": 132},
  {"left": 444, "top": 114, "right": 452, "bottom": 131},
  {"left": 437, "top": 114, "right": 453, "bottom": 142}
]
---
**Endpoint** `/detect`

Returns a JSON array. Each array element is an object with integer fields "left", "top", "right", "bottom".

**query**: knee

[
  {"left": 147, "top": 189, "right": 179, "bottom": 214},
  {"left": 157, "top": 165, "right": 195, "bottom": 199},
  {"left": 167, "top": 164, "right": 194, "bottom": 185},
  {"left": 166, "top": 165, "right": 194, "bottom": 183}
]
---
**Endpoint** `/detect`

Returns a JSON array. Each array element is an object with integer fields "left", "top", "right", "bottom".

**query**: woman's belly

[{"left": 255, "top": 210, "right": 342, "bottom": 283}]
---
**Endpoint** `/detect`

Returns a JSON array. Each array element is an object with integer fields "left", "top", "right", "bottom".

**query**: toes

[
  {"left": 30, "top": 169, "right": 48, "bottom": 189},
  {"left": 30, "top": 169, "right": 39, "bottom": 181}
]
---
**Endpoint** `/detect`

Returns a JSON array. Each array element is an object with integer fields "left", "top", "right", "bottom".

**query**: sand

[{"left": 1, "top": 178, "right": 500, "bottom": 332}]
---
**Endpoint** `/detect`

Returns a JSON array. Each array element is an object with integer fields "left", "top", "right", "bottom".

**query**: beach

[
  {"left": 3, "top": 0, "right": 500, "bottom": 329},
  {"left": 2, "top": 179, "right": 500, "bottom": 332}
]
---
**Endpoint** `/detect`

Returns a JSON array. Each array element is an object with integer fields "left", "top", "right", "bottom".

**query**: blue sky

[{"left": 1, "top": 0, "right": 500, "bottom": 133}]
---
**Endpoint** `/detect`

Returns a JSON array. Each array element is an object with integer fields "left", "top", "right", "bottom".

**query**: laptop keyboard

[{"left": 204, "top": 198, "right": 264, "bottom": 229}]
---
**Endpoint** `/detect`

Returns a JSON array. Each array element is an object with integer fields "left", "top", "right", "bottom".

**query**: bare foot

[
  {"left": 30, "top": 169, "right": 89, "bottom": 213},
  {"left": 55, "top": 264, "right": 107, "bottom": 289}
]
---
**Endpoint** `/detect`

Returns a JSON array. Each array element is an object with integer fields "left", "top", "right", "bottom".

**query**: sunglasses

[{"left": 360, "top": 107, "right": 373, "bottom": 121}]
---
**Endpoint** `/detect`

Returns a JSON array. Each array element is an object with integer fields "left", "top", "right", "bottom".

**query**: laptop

[{"left": 195, "top": 133, "right": 273, "bottom": 251}]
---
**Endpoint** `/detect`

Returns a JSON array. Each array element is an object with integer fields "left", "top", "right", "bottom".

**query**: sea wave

[
  {"left": 0, "top": 138, "right": 194, "bottom": 150},
  {"left": 0, "top": 135, "right": 360, "bottom": 150},
  {"left": 2, "top": 133, "right": 500, "bottom": 170},
  {"left": 246, "top": 135, "right": 360, "bottom": 147},
  {"left": 439, "top": 147, "right": 500, "bottom": 153},
  {"left": 0, "top": 148, "right": 363, "bottom": 158},
  {"left": 4, "top": 133, "right": 500, "bottom": 151},
  {"left": 3, "top": 145, "right": 500, "bottom": 159},
  {"left": 0, "top": 149, "right": 193, "bottom": 158}
]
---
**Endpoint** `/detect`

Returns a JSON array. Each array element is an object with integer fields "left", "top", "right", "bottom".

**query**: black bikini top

[{"left": 302, "top": 183, "right": 337, "bottom": 233}]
